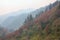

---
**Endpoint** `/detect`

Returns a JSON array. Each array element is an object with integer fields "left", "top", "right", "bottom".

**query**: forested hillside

[{"left": 0, "top": 1, "right": 60, "bottom": 40}]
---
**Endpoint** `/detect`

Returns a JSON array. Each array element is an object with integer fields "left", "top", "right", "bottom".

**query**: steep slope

[{"left": 1, "top": 1, "right": 60, "bottom": 40}]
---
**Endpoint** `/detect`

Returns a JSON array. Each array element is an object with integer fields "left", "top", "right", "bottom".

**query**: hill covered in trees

[{"left": 0, "top": 1, "right": 60, "bottom": 40}]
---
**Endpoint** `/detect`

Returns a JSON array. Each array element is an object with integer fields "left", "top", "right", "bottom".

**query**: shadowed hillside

[{"left": 0, "top": 1, "right": 60, "bottom": 40}]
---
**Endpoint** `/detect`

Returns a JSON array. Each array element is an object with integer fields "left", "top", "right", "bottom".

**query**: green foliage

[
  {"left": 41, "top": 22, "right": 46, "bottom": 29},
  {"left": 24, "top": 14, "right": 33, "bottom": 24},
  {"left": 58, "top": 4, "right": 60, "bottom": 9},
  {"left": 41, "top": 21, "right": 49, "bottom": 29}
]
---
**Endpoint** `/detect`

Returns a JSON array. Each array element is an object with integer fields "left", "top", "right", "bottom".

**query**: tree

[
  {"left": 49, "top": 4, "right": 52, "bottom": 10},
  {"left": 27, "top": 14, "right": 33, "bottom": 21},
  {"left": 24, "top": 14, "right": 33, "bottom": 24}
]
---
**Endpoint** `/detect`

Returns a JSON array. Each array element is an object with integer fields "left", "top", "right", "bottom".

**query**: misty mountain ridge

[
  {"left": 0, "top": 6, "right": 46, "bottom": 32},
  {"left": 0, "top": 1, "right": 55, "bottom": 32},
  {"left": 0, "top": 9, "right": 35, "bottom": 31}
]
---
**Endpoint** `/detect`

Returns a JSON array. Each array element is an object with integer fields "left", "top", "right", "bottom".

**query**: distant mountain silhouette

[
  {"left": 0, "top": 9, "right": 35, "bottom": 32},
  {"left": 0, "top": 7, "right": 46, "bottom": 32}
]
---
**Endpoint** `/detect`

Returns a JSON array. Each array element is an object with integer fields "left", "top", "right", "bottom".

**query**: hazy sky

[{"left": 0, "top": 0, "right": 56, "bottom": 15}]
